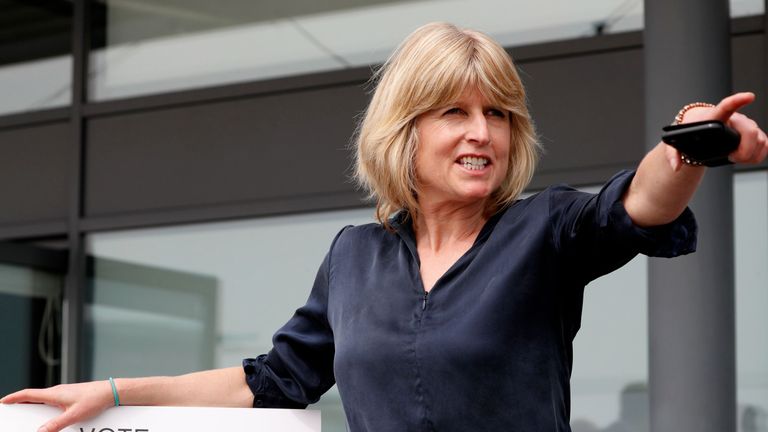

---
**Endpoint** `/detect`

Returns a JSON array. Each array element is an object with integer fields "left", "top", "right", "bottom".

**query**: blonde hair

[{"left": 354, "top": 22, "right": 540, "bottom": 228}]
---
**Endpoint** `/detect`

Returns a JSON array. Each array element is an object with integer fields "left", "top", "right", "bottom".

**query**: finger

[
  {"left": 727, "top": 115, "right": 760, "bottom": 163},
  {"left": 747, "top": 127, "right": 767, "bottom": 163},
  {"left": 1, "top": 389, "right": 59, "bottom": 406},
  {"left": 40, "top": 406, "right": 85, "bottom": 432},
  {"left": 728, "top": 129, "right": 760, "bottom": 164},
  {"left": 38, "top": 405, "right": 93, "bottom": 432},
  {"left": 713, "top": 92, "right": 755, "bottom": 122},
  {"left": 751, "top": 130, "right": 768, "bottom": 164},
  {"left": 665, "top": 145, "right": 682, "bottom": 172}
]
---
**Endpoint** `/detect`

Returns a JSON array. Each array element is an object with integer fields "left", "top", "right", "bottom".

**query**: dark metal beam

[
  {"left": 0, "top": 242, "right": 68, "bottom": 273},
  {"left": 0, "top": 107, "right": 70, "bottom": 131},
  {"left": 61, "top": 0, "right": 89, "bottom": 384}
]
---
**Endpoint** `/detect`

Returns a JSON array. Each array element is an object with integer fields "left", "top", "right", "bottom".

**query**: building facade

[{"left": 0, "top": 1, "right": 766, "bottom": 431}]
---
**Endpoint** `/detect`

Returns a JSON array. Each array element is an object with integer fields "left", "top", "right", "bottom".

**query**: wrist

[
  {"left": 108, "top": 377, "right": 120, "bottom": 407},
  {"left": 114, "top": 376, "right": 173, "bottom": 406},
  {"left": 673, "top": 102, "right": 715, "bottom": 124}
]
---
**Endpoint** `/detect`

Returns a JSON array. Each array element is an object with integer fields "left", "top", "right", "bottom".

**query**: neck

[{"left": 414, "top": 200, "right": 488, "bottom": 252}]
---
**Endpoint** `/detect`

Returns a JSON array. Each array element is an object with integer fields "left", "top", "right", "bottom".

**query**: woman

[{"left": 3, "top": 22, "right": 767, "bottom": 432}]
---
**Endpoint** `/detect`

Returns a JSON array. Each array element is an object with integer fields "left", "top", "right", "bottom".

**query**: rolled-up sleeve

[
  {"left": 243, "top": 227, "right": 350, "bottom": 408},
  {"left": 550, "top": 169, "right": 697, "bottom": 284}
]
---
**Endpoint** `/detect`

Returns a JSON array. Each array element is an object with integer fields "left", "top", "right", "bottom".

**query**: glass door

[{"left": 0, "top": 242, "right": 66, "bottom": 396}]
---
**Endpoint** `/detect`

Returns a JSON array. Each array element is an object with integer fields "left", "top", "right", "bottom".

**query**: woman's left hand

[{"left": 665, "top": 92, "right": 768, "bottom": 171}]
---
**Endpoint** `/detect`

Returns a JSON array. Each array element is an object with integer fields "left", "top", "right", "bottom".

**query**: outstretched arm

[
  {"left": 623, "top": 92, "right": 768, "bottom": 227},
  {"left": 1, "top": 367, "right": 253, "bottom": 432}
]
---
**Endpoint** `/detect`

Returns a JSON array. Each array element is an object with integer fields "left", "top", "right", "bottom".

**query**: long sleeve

[
  {"left": 549, "top": 170, "right": 697, "bottom": 285},
  {"left": 243, "top": 227, "right": 350, "bottom": 408}
]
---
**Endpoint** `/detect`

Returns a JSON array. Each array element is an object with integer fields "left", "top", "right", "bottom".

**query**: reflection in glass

[
  {"left": 0, "top": 263, "right": 63, "bottom": 395},
  {"left": 87, "top": 208, "right": 375, "bottom": 432},
  {"left": 731, "top": 0, "right": 765, "bottom": 17},
  {"left": 571, "top": 255, "right": 649, "bottom": 431},
  {"left": 569, "top": 184, "right": 649, "bottom": 431},
  {"left": 82, "top": 257, "right": 218, "bottom": 379},
  {"left": 735, "top": 171, "right": 768, "bottom": 432},
  {"left": 0, "top": 1, "right": 72, "bottom": 116},
  {"left": 85, "top": 190, "right": 656, "bottom": 430},
  {"left": 82, "top": 168, "right": 768, "bottom": 430},
  {"left": 89, "top": 0, "right": 645, "bottom": 100}
]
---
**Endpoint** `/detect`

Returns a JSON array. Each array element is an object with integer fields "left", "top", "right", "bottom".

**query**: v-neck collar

[{"left": 390, "top": 207, "right": 508, "bottom": 267}]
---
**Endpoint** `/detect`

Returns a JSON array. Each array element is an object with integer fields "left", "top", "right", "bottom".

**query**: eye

[
  {"left": 486, "top": 108, "right": 507, "bottom": 118},
  {"left": 443, "top": 107, "right": 465, "bottom": 116}
]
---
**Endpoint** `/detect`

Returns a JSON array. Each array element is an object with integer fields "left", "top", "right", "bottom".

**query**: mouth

[{"left": 456, "top": 155, "right": 490, "bottom": 171}]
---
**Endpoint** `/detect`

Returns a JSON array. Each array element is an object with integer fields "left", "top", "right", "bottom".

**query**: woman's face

[{"left": 414, "top": 87, "right": 511, "bottom": 208}]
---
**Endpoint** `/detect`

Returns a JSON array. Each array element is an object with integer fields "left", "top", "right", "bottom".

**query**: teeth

[{"left": 459, "top": 156, "right": 489, "bottom": 170}]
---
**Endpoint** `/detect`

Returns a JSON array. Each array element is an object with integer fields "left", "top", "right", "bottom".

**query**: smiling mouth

[{"left": 457, "top": 156, "right": 490, "bottom": 170}]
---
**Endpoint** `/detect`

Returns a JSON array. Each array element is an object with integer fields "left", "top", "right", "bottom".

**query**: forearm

[
  {"left": 114, "top": 367, "right": 253, "bottom": 408},
  {"left": 1, "top": 366, "right": 255, "bottom": 432},
  {"left": 624, "top": 92, "right": 768, "bottom": 227},
  {"left": 622, "top": 142, "right": 705, "bottom": 227}
]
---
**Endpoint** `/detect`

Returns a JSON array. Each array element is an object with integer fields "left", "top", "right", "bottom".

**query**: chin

[
  {"left": 464, "top": 182, "right": 498, "bottom": 196},
  {"left": 458, "top": 189, "right": 495, "bottom": 203}
]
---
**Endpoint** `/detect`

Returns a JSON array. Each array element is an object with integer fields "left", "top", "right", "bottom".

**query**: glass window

[
  {"left": 87, "top": 181, "right": 698, "bottom": 431},
  {"left": 86, "top": 208, "right": 376, "bottom": 432},
  {"left": 82, "top": 257, "right": 218, "bottom": 379},
  {"left": 564, "top": 185, "right": 649, "bottom": 431},
  {"left": 571, "top": 255, "right": 649, "bottom": 432},
  {"left": 0, "top": 1, "right": 72, "bottom": 116},
  {"left": 0, "top": 263, "right": 63, "bottom": 395},
  {"left": 89, "top": 0, "right": 644, "bottom": 101},
  {"left": 731, "top": 0, "right": 764, "bottom": 17},
  {"left": 734, "top": 170, "right": 768, "bottom": 431}
]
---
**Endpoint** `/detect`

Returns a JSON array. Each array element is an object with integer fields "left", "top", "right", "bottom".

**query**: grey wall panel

[
  {"left": 732, "top": 33, "right": 765, "bottom": 125},
  {"left": 732, "top": 33, "right": 768, "bottom": 171},
  {"left": 0, "top": 123, "right": 70, "bottom": 226},
  {"left": 86, "top": 47, "right": 648, "bottom": 220},
  {"left": 77, "top": 24, "right": 765, "bottom": 223},
  {"left": 86, "top": 84, "right": 369, "bottom": 217},
  {"left": 520, "top": 48, "right": 646, "bottom": 190}
]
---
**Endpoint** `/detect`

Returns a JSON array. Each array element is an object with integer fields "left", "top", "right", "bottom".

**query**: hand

[
  {"left": 665, "top": 92, "right": 768, "bottom": 171},
  {"left": 1, "top": 381, "right": 115, "bottom": 432}
]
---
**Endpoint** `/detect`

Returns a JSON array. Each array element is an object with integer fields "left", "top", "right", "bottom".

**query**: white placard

[{"left": 0, "top": 404, "right": 320, "bottom": 432}]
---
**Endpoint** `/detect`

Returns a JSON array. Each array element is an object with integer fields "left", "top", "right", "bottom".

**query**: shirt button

[{"left": 255, "top": 399, "right": 264, "bottom": 407}]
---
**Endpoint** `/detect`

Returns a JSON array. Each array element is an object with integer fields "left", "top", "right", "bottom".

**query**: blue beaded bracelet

[{"left": 108, "top": 377, "right": 120, "bottom": 407}]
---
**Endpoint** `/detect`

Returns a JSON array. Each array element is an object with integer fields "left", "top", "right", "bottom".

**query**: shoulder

[
  {"left": 490, "top": 181, "right": 603, "bottom": 238},
  {"left": 334, "top": 222, "right": 388, "bottom": 241},
  {"left": 325, "top": 222, "right": 403, "bottom": 281},
  {"left": 497, "top": 183, "right": 583, "bottom": 222},
  {"left": 330, "top": 222, "right": 393, "bottom": 253},
  {"left": 522, "top": 170, "right": 637, "bottom": 207},
  {"left": 511, "top": 183, "right": 587, "bottom": 209}
]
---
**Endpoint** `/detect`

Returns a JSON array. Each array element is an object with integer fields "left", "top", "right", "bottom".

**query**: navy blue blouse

[{"left": 243, "top": 170, "right": 697, "bottom": 431}]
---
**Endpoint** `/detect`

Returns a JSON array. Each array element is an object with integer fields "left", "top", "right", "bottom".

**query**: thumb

[
  {"left": 713, "top": 92, "right": 755, "bottom": 122},
  {"left": 665, "top": 143, "right": 682, "bottom": 171},
  {"left": 39, "top": 406, "right": 85, "bottom": 432}
]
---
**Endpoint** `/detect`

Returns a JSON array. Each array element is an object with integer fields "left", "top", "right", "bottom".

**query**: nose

[{"left": 465, "top": 113, "right": 490, "bottom": 146}]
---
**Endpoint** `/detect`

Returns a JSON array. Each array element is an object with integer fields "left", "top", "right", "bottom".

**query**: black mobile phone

[{"left": 661, "top": 120, "right": 740, "bottom": 167}]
